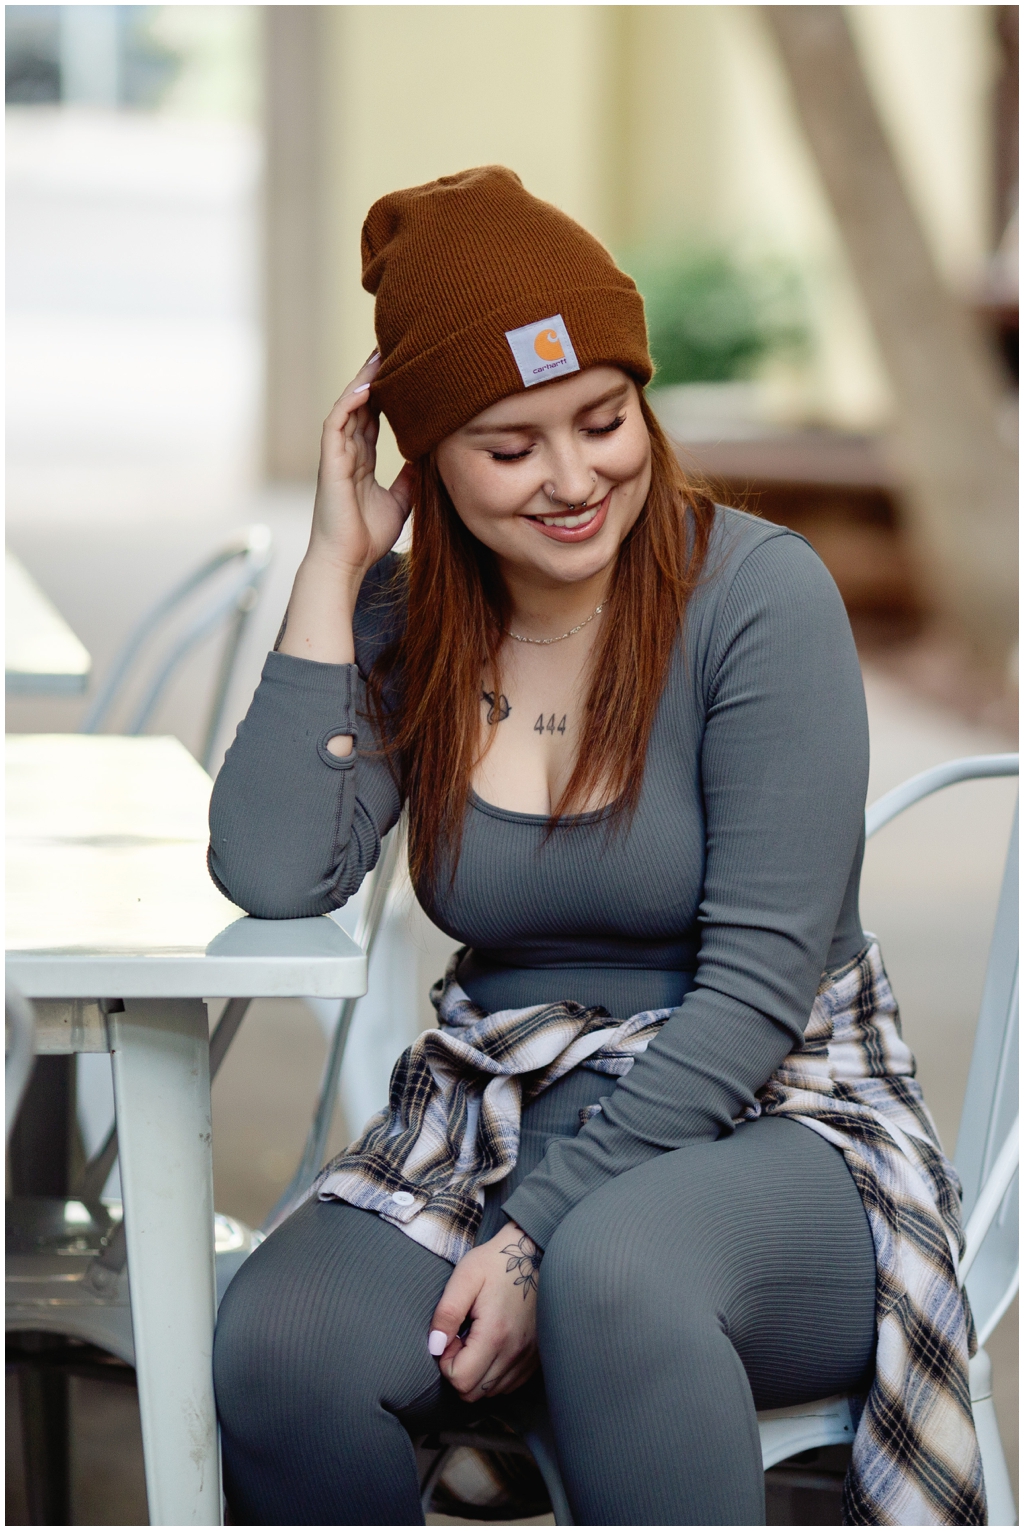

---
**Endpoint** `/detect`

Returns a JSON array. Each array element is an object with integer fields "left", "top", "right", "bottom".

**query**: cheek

[
  {"left": 608, "top": 428, "right": 651, "bottom": 499},
  {"left": 440, "top": 462, "right": 527, "bottom": 543}
]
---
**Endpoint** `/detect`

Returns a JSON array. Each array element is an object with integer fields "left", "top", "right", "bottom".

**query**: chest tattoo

[
  {"left": 481, "top": 690, "right": 511, "bottom": 724},
  {"left": 534, "top": 713, "right": 568, "bottom": 737}
]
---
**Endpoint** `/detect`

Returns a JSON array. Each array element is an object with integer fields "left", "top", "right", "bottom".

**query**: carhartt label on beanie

[
  {"left": 505, "top": 314, "right": 580, "bottom": 388},
  {"left": 361, "top": 166, "right": 652, "bottom": 460}
]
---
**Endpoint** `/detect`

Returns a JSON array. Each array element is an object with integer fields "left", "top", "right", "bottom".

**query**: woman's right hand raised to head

[
  {"left": 279, "top": 352, "right": 415, "bottom": 667},
  {"left": 309, "top": 353, "right": 415, "bottom": 584}
]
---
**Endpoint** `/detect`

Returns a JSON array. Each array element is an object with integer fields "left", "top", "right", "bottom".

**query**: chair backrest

[
  {"left": 956, "top": 805, "right": 1018, "bottom": 1344},
  {"left": 866, "top": 754, "right": 1018, "bottom": 1347},
  {"left": 80, "top": 523, "right": 272, "bottom": 773}
]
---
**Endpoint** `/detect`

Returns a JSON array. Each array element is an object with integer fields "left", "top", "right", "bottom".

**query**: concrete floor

[{"left": 6, "top": 104, "right": 1016, "bottom": 1524}]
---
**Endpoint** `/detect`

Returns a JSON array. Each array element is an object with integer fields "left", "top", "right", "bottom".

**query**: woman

[{"left": 210, "top": 168, "right": 981, "bottom": 1526}]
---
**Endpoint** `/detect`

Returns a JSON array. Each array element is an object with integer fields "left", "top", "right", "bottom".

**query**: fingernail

[
  {"left": 351, "top": 382, "right": 371, "bottom": 394},
  {"left": 366, "top": 350, "right": 380, "bottom": 364},
  {"left": 428, "top": 1330, "right": 447, "bottom": 1356}
]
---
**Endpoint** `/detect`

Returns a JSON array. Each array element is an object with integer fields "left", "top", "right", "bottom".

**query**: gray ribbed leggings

[{"left": 214, "top": 1071, "right": 876, "bottom": 1526}]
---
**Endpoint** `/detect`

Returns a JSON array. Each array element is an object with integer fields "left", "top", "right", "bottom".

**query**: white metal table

[
  {"left": 6, "top": 734, "right": 367, "bottom": 1525},
  {"left": 5, "top": 550, "right": 92, "bottom": 695}
]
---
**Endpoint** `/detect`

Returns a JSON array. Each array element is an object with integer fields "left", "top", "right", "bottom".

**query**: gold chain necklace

[{"left": 507, "top": 603, "right": 605, "bottom": 646}]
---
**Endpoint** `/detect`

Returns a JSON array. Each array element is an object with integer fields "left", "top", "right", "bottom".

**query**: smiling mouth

[
  {"left": 526, "top": 492, "right": 610, "bottom": 541},
  {"left": 533, "top": 505, "right": 599, "bottom": 529}
]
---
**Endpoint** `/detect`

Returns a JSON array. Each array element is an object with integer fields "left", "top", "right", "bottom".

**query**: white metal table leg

[{"left": 109, "top": 998, "right": 222, "bottom": 1526}]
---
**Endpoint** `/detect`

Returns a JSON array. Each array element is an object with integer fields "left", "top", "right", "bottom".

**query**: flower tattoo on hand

[{"left": 500, "top": 1231, "right": 542, "bottom": 1298}]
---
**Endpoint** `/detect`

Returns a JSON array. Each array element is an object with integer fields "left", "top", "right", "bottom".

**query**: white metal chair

[
  {"left": 80, "top": 522, "right": 272, "bottom": 774},
  {"left": 415, "top": 754, "right": 1019, "bottom": 1523},
  {"left": 757, "top": 753, "right": 1018, "bottom": 1528},
  {"left": 44, "top": 522, "right": 277, "bottom": 1292}
]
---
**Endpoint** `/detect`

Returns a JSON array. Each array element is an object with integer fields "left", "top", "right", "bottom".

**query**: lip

[{"left": 525, "top": 491, "right": 611, "bottom": 544}]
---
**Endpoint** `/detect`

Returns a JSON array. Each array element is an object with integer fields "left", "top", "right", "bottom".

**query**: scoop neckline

[{"left": 468, "top": 787, "right": 619, "bottom": 827}]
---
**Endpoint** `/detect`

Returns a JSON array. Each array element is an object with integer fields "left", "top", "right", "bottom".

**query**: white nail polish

[
  {"left": 428, "top": 1330, "right": 447, "bottom": 1356},
  {"left": 351, "top": 382, "right": 370, "bottom": 394}
]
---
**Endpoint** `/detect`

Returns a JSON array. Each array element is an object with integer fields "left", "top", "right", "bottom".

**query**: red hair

[{"left": 367, "top": 394, "right": 715, "bottom": 892}]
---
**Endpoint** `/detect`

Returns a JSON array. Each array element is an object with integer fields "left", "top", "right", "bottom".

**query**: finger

[
  {"left": 429, "top": 1262, "right": 483, "bottom": 1362},
  {"left": 389, "top": 461, "right": 416, "bottom": 519},
  {"left": 347, "top": 350, "right": 381, "bottom": 389},
  {"left": 445, "top": 1314, "right": 513, "bottom": 1398},
  {"left": 325, "top": 355, "right": 382, "bottom": 427},
  {"left": 345, "top": 350, "right": 381, "bottom": 399},
  {"left": 466, "top": 1340, "right": 533, "bottom": 1399},
  {"left": 464, "top": 1350, "right": 538, "bottom": 1404},
  {"left": 323, "top": 384, "right": 373, "bottom": 440},
  {"left": 485, "top": 1349, "right": 539, "bottom": 1398}
]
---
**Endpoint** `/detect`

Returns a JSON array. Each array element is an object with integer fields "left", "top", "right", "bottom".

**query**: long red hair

[{"left": 367, "top": 393, "right": 715, "bottom": 891}]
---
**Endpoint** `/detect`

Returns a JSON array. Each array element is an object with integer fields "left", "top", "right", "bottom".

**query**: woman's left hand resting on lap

[{"left": 428, "top": 1222, "right": 542, "bottom": 1402}]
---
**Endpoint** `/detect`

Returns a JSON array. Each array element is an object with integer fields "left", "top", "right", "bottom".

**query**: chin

[{"left": 534, "top": 538, "right": 619, "bottom": 584}]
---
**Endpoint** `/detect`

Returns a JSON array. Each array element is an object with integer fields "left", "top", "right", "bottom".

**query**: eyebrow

[{"left": 463, "top": 383, "right": 631, "bottom": 436}]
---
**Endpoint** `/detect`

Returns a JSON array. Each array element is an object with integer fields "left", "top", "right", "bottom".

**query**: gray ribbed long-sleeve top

[{"left": 208, "top": 507, "right": 869, "bottom": 1249}]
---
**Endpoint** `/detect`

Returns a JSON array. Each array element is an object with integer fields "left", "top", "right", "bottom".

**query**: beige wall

[
  {"left": 312, "top": 5, "right": 623, "bottom": 486},
  {"left": 263, "top": 5, "right": 1000, "bottom": 477}
]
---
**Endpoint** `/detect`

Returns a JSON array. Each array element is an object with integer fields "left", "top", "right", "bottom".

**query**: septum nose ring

[{"left": 548, "top": 480, "right": 597, "bottom": 512}]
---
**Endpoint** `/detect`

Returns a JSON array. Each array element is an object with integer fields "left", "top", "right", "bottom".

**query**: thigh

[
  {"left": 215, "top": 1196, "right": 456, "bottom": 1430},
  {"left": 544, "top": 1114, "right": 876, "bottom": 1409}
]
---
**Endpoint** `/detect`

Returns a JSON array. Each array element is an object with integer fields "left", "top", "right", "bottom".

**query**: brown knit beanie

[{"left": 362, "top": 166, "right": 652, "bottom": 461}]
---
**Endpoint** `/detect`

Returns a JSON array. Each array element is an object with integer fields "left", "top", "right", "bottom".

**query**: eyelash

[{"left": 489, "top": 414, "right": 627, "bottom": 463}]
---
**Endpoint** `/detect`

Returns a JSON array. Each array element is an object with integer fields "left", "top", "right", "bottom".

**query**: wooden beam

[{"left": 765, "top": 6, "right": 1017, "bottom": 661}]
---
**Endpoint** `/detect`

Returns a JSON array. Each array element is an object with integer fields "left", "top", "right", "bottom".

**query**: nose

[{"left": 544, "top": 457, "right": 598, "bottom": 510}]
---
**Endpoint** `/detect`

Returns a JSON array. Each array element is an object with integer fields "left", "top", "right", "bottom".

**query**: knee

[
  {"left": 214, "top": 1246, "right": 303, "bottom": 1440},
  {"left": 214, "top": 1237, "right": 363, "bottom": 1445}
]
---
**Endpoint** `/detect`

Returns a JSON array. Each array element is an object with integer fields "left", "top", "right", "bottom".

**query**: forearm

[
  {"left": 502, "top": 993, "right": 795, "bottom": 1250},
  {"left": 278, "top": 548, "right": 364, "bottom": 754}
]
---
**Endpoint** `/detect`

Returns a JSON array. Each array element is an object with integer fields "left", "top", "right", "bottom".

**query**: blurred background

[{"left": 5, "top": 5, "right": 1018, "bottom": 1524}]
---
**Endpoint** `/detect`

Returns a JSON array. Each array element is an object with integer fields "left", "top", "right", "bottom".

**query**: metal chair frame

[
  {"left": 68, "top": 523, "right": 275, "bottom": 1207},
  {"left": 79, "top": 522, "right": 272, "bottom": 774}
]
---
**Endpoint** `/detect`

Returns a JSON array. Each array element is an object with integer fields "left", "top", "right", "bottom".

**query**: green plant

[{"left": 622, "top": 248, "right": 809, "bottom": 386}]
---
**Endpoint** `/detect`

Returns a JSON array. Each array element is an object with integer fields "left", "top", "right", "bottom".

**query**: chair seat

[
  {"left": 757, "top": 1393, "right": 857, "bottom": 1470},
  {"left": 6, "top": 1198, "right": 262, "bottom": 1367}
]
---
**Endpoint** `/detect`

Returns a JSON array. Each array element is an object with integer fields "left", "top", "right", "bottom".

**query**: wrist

[
  {"left": 298, "top": 545, "right": 365, "bottom": 613},
  {"left": 496, "top": 1223, "right": 543, "bottom": 1296}
]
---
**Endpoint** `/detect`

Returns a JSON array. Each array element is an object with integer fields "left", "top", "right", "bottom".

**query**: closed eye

[
  {"left": 489, "top": 415, "right": 626, "bottom": 462},
  {"left": 585, "top": 414, "right": 626, "bottom": 437}
]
